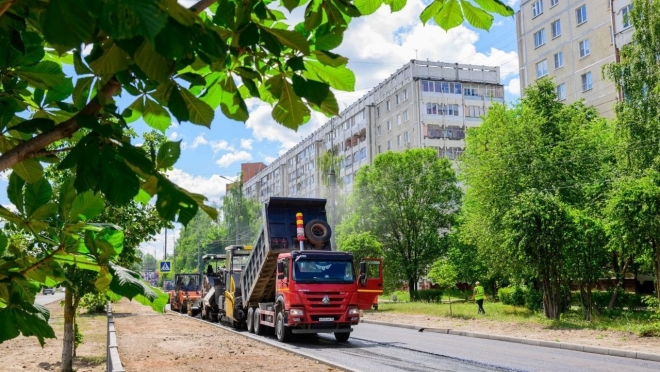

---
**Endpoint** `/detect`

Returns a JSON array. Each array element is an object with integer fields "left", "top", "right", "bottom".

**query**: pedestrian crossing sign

[{"left": 159, "top": 261, "right": 171, "bottom": 273}]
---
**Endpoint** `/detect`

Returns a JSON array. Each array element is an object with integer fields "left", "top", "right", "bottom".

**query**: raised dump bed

[{"left": 240, "top": 197, "right": 331, "bottom": 307}]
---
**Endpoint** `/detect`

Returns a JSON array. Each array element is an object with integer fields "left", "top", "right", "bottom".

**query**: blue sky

[{"left": 0, "top": 0, "right": 522, "bottom": 259}]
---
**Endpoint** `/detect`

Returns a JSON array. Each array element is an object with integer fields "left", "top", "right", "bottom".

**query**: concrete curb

[
  {"left": 171, "top": 311, "right": 358, "bottom": 372},
  {"left": 106, "top": 303, "right": 126, "bottom": 372},
  {"left": 361, "top": 319, "right": 660, "bottom": 363}
]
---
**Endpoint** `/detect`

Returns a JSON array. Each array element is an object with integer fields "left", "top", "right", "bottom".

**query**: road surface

[
  {"left": 271, "top": 322, "right": 660, "bottom": 372},
  {"left": 35, "top": 292, "right": 64, "bottom": 306}
]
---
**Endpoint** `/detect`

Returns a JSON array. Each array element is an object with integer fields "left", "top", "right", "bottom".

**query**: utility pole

[
  {"left": 197, "top": 233, "right": 201, "bottom": 275},
  {"left": 329, "top": 120, "right": 337, "bottom": 251},
  {"left": 163, "top": 228, "right": 167, "bottom": 260}
]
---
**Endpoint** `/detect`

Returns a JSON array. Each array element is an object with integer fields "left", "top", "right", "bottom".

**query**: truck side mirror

[{"left": 277, "top": 261, "right": 285, "bottom": 280}]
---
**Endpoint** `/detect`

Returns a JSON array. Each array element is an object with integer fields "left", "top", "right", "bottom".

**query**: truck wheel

[
  {"left": 247, "top": 307, "right": 255, "bottom": 333},
  {"left": 304, "top": 219, "right": 331, "bottom": 245},
  {"left": 275, "top": 312, "right": 292, "bottom": 342},
  {"left": 180, "top": 303, "right": 187, "bottom": 314},
  {"left": 334, "top": 332, "right": 350, "bottom": 342},
  {"left": 254, "top": 308, "right": 265, "bottom": 335}
]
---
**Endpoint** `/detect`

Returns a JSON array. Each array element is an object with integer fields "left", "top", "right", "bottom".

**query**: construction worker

[{"left": 473, "top": 281, "right": 486, "bottom": 315}]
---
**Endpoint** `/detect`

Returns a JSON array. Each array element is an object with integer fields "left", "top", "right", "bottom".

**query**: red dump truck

[{"left": 222, "top": 197, "right": 382, "bottom": 342}]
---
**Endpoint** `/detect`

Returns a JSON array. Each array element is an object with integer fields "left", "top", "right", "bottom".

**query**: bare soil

[
  {"left": 0, "top": 300, "right": 107, "bottom": 372},
  {"left": 112, "top": 299, "right": 338, "bottom": 372},
  {"left": 364, "top": 311, "right": 660, "bottom": 354}
]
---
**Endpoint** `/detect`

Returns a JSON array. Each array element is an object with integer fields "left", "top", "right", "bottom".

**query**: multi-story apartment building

[
  {"left": 243, "top": 60, "right": 504, "bottom": 202},
  {"left": 516, "top": 0, "right": 632, "bottom": 118}
]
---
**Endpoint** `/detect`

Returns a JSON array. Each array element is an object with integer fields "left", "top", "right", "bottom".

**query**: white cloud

[
  {"left": 139, "top": 226, "right": 182, "bottom": 262},
  {"left": 165, "top": 168, "right": 234, "bottom": 202},
  {"left": 169, "top": 132, "right": 179, "bottom": 140},
  {"left": 210, "top": 140, "right": 234, "bottom": 153},
  {"left": 240, "top": 139, "right": 254, "bottom": 150},
  {"left": 506, "top": 78, "right": 521, "bottom": 96},
  {"left": 0, "top": 171, "right": 8, "bottom": 182},
  {"left": 264, "top": 156, "right": 276, "bottom": 164},
  {"left": 191, "top": 134, "right": 209, "bottom": 149},
  {"left": 216, "top": 151, "right": 253, "bottom": 168}
]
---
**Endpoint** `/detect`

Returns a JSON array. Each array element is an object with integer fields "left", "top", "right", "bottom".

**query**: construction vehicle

[
  {"left": 169, "top": 273, "right": 202, "bottom": 316},
  {"left": 223, "top": 197, "right": 383, "bottom": 342}
]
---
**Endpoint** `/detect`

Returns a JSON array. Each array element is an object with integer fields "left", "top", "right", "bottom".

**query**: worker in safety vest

[{"left": 472, "top": 281, "right": 486, "bottom": 315}]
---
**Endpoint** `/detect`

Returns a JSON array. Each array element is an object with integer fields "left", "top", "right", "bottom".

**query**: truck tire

[
  {"left": 334, "top": 332, "right": 350, "bottom": 342},
  {"left": 253, "top": 308, "right": 265, "bottom": 336},
  {"left": 275, "top": 311, "right": 292, "bottom": 342},
  {"left": 179, "top": 303, "right": 187, "bottom": 314},
  {"left": 247, "top": 307, "right": 255, "bottom": 333},
  {"left": 304, "top": 219, "right": 331, "bottom": 245}
]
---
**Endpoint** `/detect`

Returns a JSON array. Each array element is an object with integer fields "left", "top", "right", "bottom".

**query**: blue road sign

[{"left": 159, "top": 261, "right": 171, "bottom": 273}]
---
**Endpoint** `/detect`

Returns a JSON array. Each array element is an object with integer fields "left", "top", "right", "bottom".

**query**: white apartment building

[
  {"left": 243, "top": 60, "right": 505, "bottom": 202},
  {"left": 516, "top": 0, "right": 633, "bottom": 118}
]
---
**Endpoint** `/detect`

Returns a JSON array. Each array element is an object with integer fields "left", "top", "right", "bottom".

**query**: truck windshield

[{"left": 293, "top": 260, "right": 354, "bottom": 283}]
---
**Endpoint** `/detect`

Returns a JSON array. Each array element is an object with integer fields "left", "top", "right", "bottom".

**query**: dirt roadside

[
  {"left": 0, "top": 299, "right": 107, "bottom": 372},
  {"left": 112, "top": 299, "right": 338, "bottom": 372},
  {"left": 364, "top": 311, "right": 660, "bottom": 354}
]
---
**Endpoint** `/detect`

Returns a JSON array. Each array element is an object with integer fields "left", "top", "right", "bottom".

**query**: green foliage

[
  {"left": 524, "top": 288, "right": 543, "bottom": 312},
  {"left": 427, "top": 259, "right": 457, "bottom": 290},
  {"left": 339, "top": 148, "right": 462, "bottom": 298},
  {"left": 461, "top": 79, "right": 614, "bottom": 319},
  {"left": 498, "top": 286, "right": 525, "bottom": 307},
  {"left": 411, "top": 289, "right": 444, "bottom": 303},
  {"left": 79, "top": 293, "right": 107, "bottom": 314},
  {"left": 337, "top": 231, "right": 382, "bottom": 264}
]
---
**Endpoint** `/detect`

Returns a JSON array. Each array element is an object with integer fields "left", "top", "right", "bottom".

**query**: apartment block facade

[
  {"left": 242, "top": 60, "right": 504, "bottom": 202},
  {"left": 516, "top": 0, "right": 632, "bottom": 118}
]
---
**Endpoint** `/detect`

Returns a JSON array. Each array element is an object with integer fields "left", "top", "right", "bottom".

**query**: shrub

[
  {"left": 79, "top": 293, "right": 108, "bottom": 313},
  {"left": 412, "top": 289, "right": 444, "bottom": 303},
  {"left": 498, "top": 286, "right": 525, "bottom": 306},
  {"left": 638, "top": 323, "right": 660, "bottom": 337},
  {"left": 590, "top": 290, "right": 646, "bottom": 310},
  {"left": 524, "top": 288, "right": 543, "bottom": 312}
]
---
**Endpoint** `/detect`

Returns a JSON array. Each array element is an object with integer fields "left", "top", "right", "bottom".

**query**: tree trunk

[
  {"left": 608, "top": 256, "right": 630, "bottom": 309},
  {"left": 655, "top": 248, "right": 660, "bottom": 304},
  {"left": 62, "top": 290, "right": 75, "bottom": 372},
  {"left": 408, "top": 278, "right": 415, "bottom": 302}
]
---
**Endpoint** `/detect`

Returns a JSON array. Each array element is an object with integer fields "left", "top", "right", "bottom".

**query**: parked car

[{"left": 42, "top": 287, "right": 55, "bottom": 295}]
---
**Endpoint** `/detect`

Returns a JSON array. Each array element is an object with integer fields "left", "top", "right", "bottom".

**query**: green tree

[
  {"left": 141, "top": 253, "right": 158, "bottom": 272},
  {"left": 173, "top": 209, "right": 225, "bottom": 273},
  {"left": 0, "top": 0, "right": 513, "bottom": 353},
  {"left": 461, "top": 79, "right": 614, "bottom": 319},
  {"left": 427, "top": 258, "right": 457, "bottom": 291},
  {"left": 339, "top": 148, "right": 461, "bottom": 300},
  {"left": 223, "top": 179, "right": 262, "bottom": 247}
]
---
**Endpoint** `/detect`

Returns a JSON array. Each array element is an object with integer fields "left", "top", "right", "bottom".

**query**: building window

[
  {"left": 534, "top": 29, "right": 546, "bottom": 48},
  {"left": 376, "top": 107, "right": 380, "bottom": 118},
  {"left": 581, "top": 72, "right": 592, "bottom": 91},
  {"left": 421, "top": 81, "right": 462, "bottom": 94},
  {"left": 387, "top": 120, "right": 391, "bottom": 131},
  {"left": 532, "top": 0, "right": 543, "bottom": 17},
  {"left": 554, "top": 52, "right": 563, "bottom": 69},
  {"left": 403, "top": 88, "right": 409, "bottom": 101},
  {"left": 609, "top": 26, "right": 614, "bottom": 44},
  {"left": 377, "top": 125, "right": 381, "bottom": 136},
  {"left": 550, "top": 0, "right": 558, "bottom": 7},
  {"left": 551, "top": 19, "right": 561, "bottom": 38},
  {"left": 556, "top": 83, "right": 566, "bottom": 101},
  {"left": 404, "top": 131, "right": 410, "bottom": 144},
  {"left": 536, "top": 60, "right": 548, "bottom": 78},
  {"left": 386, "top": 100, "right": 391, "bottom": 111},
  {"left": 397, "top": 114, "right": 401, "bottom": 125},
  {"left": 387, "top": 140, "right": 391, "bottom": 150},
  {"left": 426, "top": 103, "right": 460, "bottom": 116},
  {"left": 579, "top": 39, "right": 590, "bottom": 58},
  {"left": 395, "top": 94, "right": 400, "bottom": 105},
  {"left": 378, "top": 145, "right": 381, "bottom": 154},
  {"left": 576, "top": 5, "right": 587, "bottom": 25},
  {"left": 622, "top": 4, "right": 633, "bottom": 29},
  {"left": 397, "top": 135, "right": 401, "bottom": 147},
  {"left": 466, "top": 105, "right": 483, "bottom": 118},
  {"left": 403, "top": 109, "right": 409, "bottom": 121}
]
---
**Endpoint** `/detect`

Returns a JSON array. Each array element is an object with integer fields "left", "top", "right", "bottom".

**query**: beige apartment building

[
  {"left": 516, "top": 0, "right": 633, "bottom": 118},
  {"left": 242, "top": 60, "right": 504, "bottom": 202}
]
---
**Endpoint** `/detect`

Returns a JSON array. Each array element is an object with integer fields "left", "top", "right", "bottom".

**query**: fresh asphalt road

[
  {"left": 276, "top": 322, "right": 660, "bottom": 372},
  {"left": 35, "top": 292, "right": 64, "bottom": 306}
]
